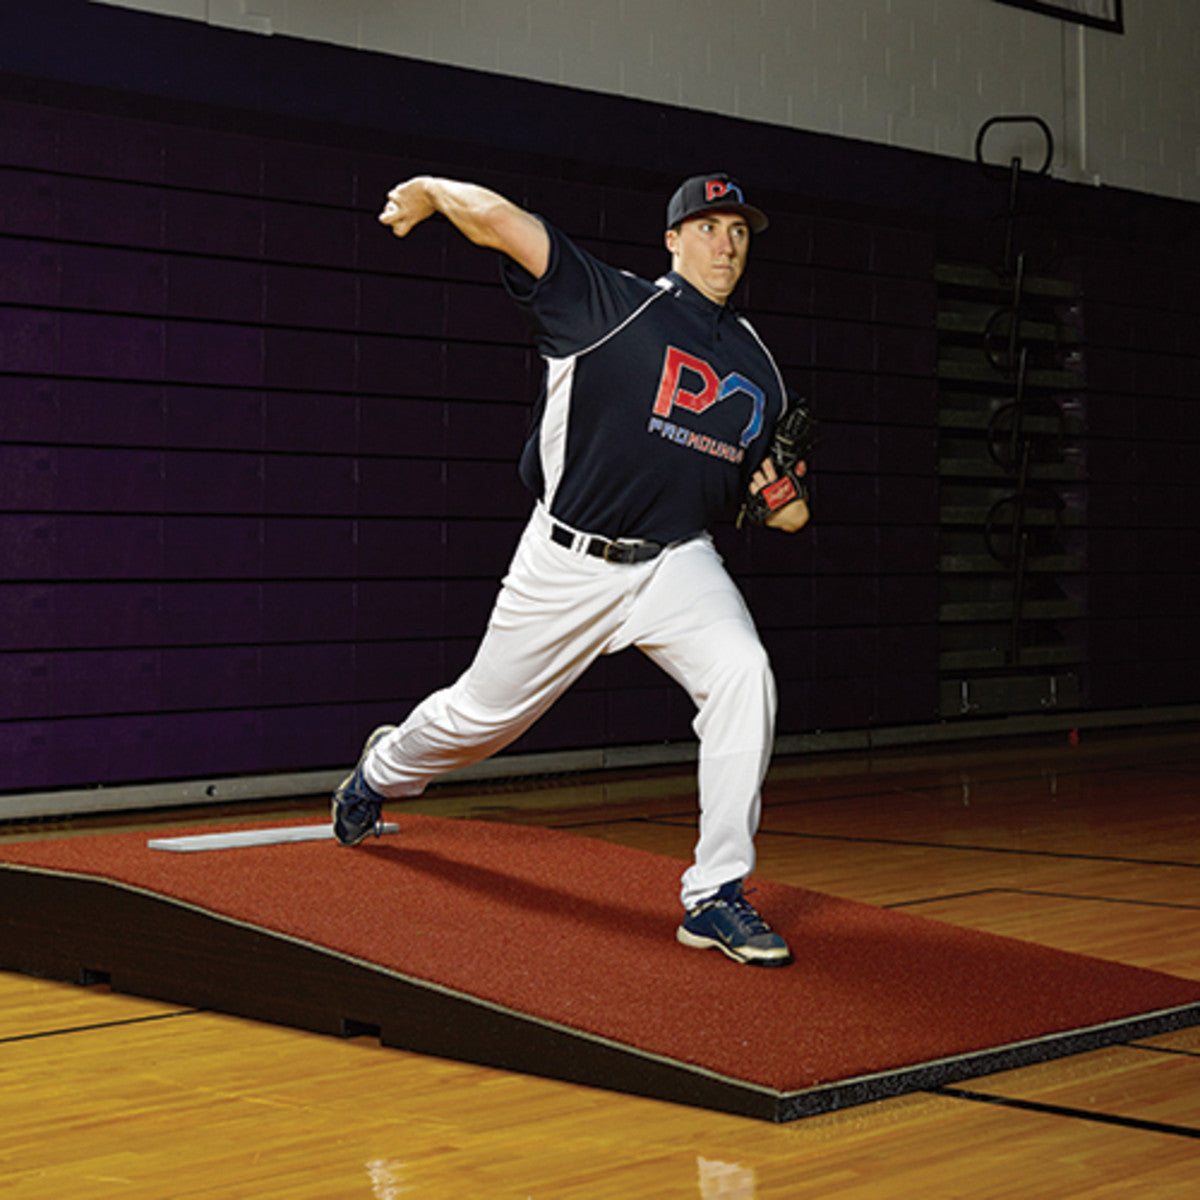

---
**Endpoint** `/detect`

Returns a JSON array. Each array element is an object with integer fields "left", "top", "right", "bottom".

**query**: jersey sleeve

[{"left": 501, "top": 221, "right": 653, "bottom": 357}]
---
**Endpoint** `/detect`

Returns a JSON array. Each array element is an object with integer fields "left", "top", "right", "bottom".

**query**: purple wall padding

[{"left": 1, "top": 2, "right": 1197, "bottom": 791}]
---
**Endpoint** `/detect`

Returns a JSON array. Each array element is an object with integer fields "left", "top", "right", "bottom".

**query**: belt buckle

[{"left": 602, "top": 540, "right": 627, "bottom": 564}]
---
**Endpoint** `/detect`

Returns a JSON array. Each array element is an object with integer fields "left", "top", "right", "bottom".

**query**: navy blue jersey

[{"left": 501, "top": 222, "right": 788, "bottom": 544}]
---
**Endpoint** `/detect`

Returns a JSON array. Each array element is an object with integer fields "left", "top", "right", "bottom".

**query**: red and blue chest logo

[{"left": 647, "top": 346, "right": 766, "bottom": 463}]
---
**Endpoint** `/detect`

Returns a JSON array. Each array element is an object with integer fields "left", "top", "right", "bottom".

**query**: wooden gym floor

[{"left": 1, "top": 723, "right": 1198, "bottom": 1198}]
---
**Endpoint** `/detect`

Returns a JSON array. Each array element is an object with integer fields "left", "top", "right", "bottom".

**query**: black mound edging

[
  {"left": 3, "top": 864, "right": 1199, "bottom": 1123},
  {"left": 774, "top": 1004, "right": 1200, "bottom": 1121},
  {"left": 0, "top": 864, "right": 783, "bottom": 1119}
]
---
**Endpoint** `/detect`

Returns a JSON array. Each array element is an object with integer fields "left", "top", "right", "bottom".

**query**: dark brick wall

[
  {"left": 1072, "top": 237, "right": 1200, "bottom": 709},
  {"left": 1, "top": 2, "right": 1196, "bottom": 792}
]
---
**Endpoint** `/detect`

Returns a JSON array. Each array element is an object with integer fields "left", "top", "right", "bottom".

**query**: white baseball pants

[{"left": 365, "top": 504, "right": 777, "bottom": 909}]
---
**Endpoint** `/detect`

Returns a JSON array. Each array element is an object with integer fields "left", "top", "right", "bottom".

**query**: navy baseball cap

[{"left": 666, "top": 173, "right": 769, "bottom": 234}]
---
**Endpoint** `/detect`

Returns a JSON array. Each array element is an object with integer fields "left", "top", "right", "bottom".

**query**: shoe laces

[
  {"left": 347, "top": 766, "right": 382, "bottom": 808},
  {"left": 718, "top": 887, "right": 772, "bottom": 935}
]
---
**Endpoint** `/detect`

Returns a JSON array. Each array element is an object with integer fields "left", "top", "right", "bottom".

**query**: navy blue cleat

[
  {"left": 331, "top": 725, "right": 395, "bottom": 846},
  {"left": 677, "top": 880, "right": 793, "bottom": 967}
]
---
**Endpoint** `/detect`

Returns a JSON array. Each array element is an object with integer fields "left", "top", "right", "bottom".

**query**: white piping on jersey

[
  {"left": 736, "top": 314, "right": 789, "bottom": 420},
  {"left": 539, "top": 285, "right": 671, "bottom": 510}
]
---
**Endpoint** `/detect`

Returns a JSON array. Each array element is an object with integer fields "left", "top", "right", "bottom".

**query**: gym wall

[
  {"left": 90, "top": 0, "right": 1200, "bottom": 206},
  {"left": 1, "top": 0, "right": 1196, "bottom": 803}
]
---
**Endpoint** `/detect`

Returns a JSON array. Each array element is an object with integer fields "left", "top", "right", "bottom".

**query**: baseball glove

[{"left": 739, "top": 396, "right": 816, "bottom": 528}]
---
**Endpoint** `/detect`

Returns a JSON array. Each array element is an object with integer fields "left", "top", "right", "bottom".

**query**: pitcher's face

[{"left": 666, "top": 212, "right": 751, "bottom": 304}]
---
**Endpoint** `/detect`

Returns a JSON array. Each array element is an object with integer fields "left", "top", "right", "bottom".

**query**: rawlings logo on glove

[{"left": 739, "top": 397, "right": 816, "bottom": 528}]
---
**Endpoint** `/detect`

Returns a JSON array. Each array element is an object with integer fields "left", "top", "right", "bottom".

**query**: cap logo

[{"left": 705, "top": 179, "right": 744, "bottom": 203}]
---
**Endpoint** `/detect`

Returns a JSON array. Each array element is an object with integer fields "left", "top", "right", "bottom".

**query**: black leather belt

[{"left": 550, "top": 523, "right": 664, "bottom": 565}]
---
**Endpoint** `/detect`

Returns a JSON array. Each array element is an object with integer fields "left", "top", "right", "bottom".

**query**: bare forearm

[
  {"left": 379, "top": 175, "right": 549, "bottom": 277},
  {"left": 422, "top": 178, "right": 517, "bottom": 245}
]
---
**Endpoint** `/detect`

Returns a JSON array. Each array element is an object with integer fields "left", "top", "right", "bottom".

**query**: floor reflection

[{"left": 698, "top": 1155, "right": 757, "bottom": 1198}]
